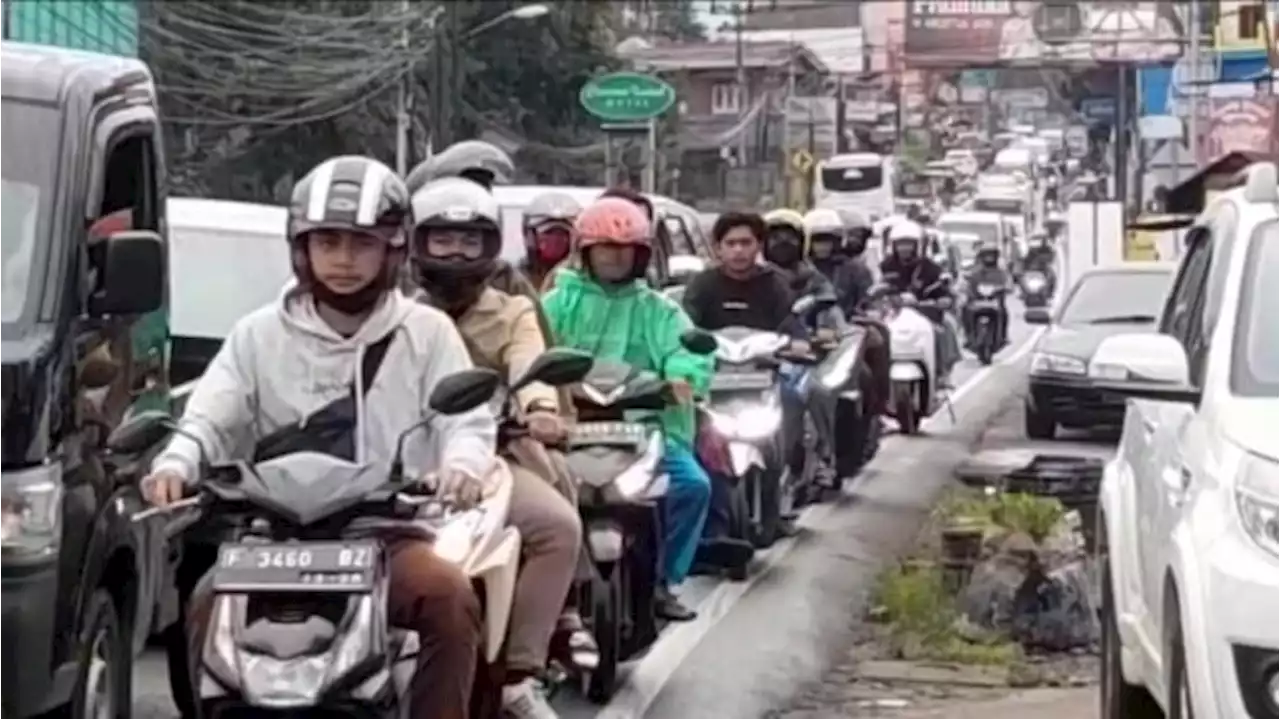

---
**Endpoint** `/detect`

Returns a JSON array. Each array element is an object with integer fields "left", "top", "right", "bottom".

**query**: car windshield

[
  {"left": 2, "top": 100, "right": 59, "bottom": 326},
  {"left": 1231, "top": 220, "right": 1278, "bottom": 398},
  {"left": 821, "top": 164, "right": 883, "bottom": 192},
  {"left": 1058, "top": 271, "right": 1172, "bottom": 325},
  {"left": 939, "top": 221, "right": 999, "bottom": 251}
]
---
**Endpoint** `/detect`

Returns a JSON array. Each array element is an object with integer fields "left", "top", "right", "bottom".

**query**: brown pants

[
  {"left": 187, "top": 539, "right": 481, "bottom": 719},
  {"left": 503, "top": 440, "right": 584, "bottom": 673}
]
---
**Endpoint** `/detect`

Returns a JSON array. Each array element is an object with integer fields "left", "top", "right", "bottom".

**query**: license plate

[
  {"left": 711, "top": 371, "right": 774, "bottom": 392},
  {"left": 568, "top": 421, "right": 648, "bottom": 447},
  {"left": 211, "top": 541, "right": 379, "bottom": 593}
]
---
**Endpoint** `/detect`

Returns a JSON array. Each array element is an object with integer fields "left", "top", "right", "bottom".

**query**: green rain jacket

[{"left": 541, "top": 268, "right": 712, "bottom": 448}]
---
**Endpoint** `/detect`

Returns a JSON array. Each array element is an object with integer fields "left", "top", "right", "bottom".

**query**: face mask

[{"left": 534, "top": 229, "right": 571, "bottom": 264}]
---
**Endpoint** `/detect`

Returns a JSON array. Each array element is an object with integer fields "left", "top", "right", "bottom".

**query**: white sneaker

[{"left": 502, "top": 678, "right": 559, "bottom": 719}]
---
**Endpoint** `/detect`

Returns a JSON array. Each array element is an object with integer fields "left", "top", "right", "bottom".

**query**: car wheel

[
  {"left": 1024, "top": 401, "right": 1056, "bottom": 439},
  {"left": 65, "top": 589, "right": 131, "bottom": 719},
  {"left": 1165, "top": 593, "right": 1196, "bottom": 719},
  {"left": 1099, "top": 533, "right": 1161, "bottom": 719}
]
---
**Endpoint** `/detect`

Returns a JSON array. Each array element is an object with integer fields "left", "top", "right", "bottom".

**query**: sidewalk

[{"left": 896, "top": 688, "right": 1095, "bottom": 718}]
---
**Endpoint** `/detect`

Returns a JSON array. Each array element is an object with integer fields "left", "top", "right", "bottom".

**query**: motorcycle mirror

[
  {"left": 679, "top": 329, "right": 717, "bottom": 355},
  {"left": 429, "top": 368, "right": 502, "bottom": 416},
  {"left": 107, "top": 410, "right": 210, "bottom": 468},
  {"left": 107, "top": 410, "right": 177, "bottom": 456},
  {"left": 511, "top": 348, "right": 594, "bottom": 391}
]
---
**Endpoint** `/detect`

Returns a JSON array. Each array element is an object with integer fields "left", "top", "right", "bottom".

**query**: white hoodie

[{"left": 152, "top": 284, "right": 497, "bottom": 484}]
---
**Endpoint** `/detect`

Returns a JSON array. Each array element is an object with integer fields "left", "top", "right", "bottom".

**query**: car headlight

[
  {"left": 614, "top": 432, "right": 664, "bottom": 498},
  {"left": 1030, "top": 352, "right": 1085, "bottom": 376},
  {"left": 1235, "top": 452, "right": 1278, "bottom": 557},
  {"left": 708, "top": 403, "right": 783, "bottom": 442},
  {"left": 1, "top": 463, "right": 64, "bottom": 559}
]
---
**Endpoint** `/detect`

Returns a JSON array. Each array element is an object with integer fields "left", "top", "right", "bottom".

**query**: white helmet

[
  {"left": 802, "top": 208, "right": 843, "bottom": 238},
  {"left": 888, "top": 219, "right": 924, "bottom": 243}
]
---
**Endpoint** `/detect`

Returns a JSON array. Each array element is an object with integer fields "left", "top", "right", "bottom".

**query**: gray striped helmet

[
  {"left": 523, "top": 191, "right": 582, "bottom": 232},
  {"left": 288, "top": 155, "right": 410, "bottom": 247}
]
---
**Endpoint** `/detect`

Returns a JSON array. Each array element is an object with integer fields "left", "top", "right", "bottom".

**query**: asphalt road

[{"left": 132, "top": 305, "right": 1041, "bottom": 719}]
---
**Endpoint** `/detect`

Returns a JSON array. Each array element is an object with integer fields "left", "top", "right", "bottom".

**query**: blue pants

[{"left": 658, "top": 441, "right": 711, "bottom": 586}]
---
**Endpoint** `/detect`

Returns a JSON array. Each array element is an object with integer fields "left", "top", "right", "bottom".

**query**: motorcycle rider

[
  {"left": 521, "top": 191, "right": 582, "bottom": 292},
  {"left": 803, "top": 208, "right": 862, "bottom": 317},
  {"left": 142, "top": 156, "right": 487, "bottom": 719},
  {"left": 541, "top": 197, "right": 714, "bottom": 621},
  {"left": 761, "top": 208, "right": 841, "bottom": 313},
  {"left": 405, "top": 139, "right": 516, "bottom": 193},
  {"left": 835, "top": 209, "right": 878, "bottom": 312},
  {"left": 409, "top": 177, "right": 585, "bottom": 718},
  {"left": 961, "top": 241, "right": 1011, "bottom": 350},
  {"left": 681, "top": 211, "right": 808, "bottom": 542},
  {"left": 879, "top": 219, "right": 960, "bottom": 385}
]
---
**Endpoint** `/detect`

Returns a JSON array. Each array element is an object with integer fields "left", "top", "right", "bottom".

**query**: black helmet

[
  {"left": 406, "top": 140, "right": 515, "bottom": 193},
  {"left": 409, "top": 177, "right": 502, "bottom": 283}
]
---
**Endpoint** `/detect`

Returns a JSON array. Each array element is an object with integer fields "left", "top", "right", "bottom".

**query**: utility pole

[
  {"left": 394, "top": 0, "right": 411, "bottom": 175},
  {"left": 1187, "top": 0, "right": 1201, "bottom": 169},
  {"left": 781, "top": 38, "right": 795, "bottom": 206},
  {"left": 733, "top": 0, "right": 748, "bottom": 165}
]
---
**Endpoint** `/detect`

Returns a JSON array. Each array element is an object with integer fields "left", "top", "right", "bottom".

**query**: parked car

[
  {"left": 1022, "top": 262, "right": 1175, "bottom": 439},
  {"left": 1094, "top": 162, "right": 1278, "bottom": 719}
]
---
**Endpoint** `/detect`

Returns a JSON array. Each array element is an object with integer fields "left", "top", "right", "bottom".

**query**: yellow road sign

[{"left": 791, "top": 150, "right": 814, "bottom": 174}]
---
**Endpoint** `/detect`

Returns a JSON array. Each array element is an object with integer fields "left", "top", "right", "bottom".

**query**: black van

[{"left": 2, "top": 42, "right": 173, "bottom": 717}]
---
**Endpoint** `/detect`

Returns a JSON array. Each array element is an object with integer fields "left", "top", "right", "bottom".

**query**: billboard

[{"left": 905, "top": 1, "right": 1186, "bottom": 67}]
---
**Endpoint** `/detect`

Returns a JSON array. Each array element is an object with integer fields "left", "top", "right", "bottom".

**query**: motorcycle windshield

[
  {"left": 714, "top": 327, "right": 788, "bottom": 365},
  {"left": 238, "top": 452, "right": 390, "bottom": 527}
]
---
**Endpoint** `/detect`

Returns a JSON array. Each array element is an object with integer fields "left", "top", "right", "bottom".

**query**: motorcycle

[
  {"left": 967, "top": 282, "right": 1007, "bottom": 366},
  {"left": 134, "top": 351, "right": 591, "bottom": 718},
  {"left": 1019, "top": 269, "right": 1051, "bottom": 308},
  {"left": 568, "top": 330, "right": 715, "bottom": 703},
  {"left": 878, "top": 292, "right": 946, "bottom": 435},
  {"left": 703, "top": 325, "right": 797, "bottom": 551}
]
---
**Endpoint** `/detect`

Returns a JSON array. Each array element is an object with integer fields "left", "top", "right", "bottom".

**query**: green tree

[{"left": 653, "top": 0, "right": 706, "bottom": 41}]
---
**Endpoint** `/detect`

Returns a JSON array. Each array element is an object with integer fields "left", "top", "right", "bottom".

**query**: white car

[{"left": 1093, "top": 162, "right": 1278, "bottom": 719}]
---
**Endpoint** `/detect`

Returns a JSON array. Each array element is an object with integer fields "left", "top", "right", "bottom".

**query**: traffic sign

[
  {"left": 579, "top": 72, "right": 676, "bottom": 123},
  {"left": 791, "top": 150, "right": 814, "bottom": 174}
]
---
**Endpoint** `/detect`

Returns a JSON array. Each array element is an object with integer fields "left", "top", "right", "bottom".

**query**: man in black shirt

[{"left": 682, "top": 211, "right": 802, "bottom": 336}]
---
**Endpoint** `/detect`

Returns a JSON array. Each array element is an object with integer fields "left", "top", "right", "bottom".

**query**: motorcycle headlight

[
  {"left": 614, "top": 432, "right": 664, "bottom": 498},
  {"left": 1030, "top": 352, "right": 1085, "bottom": 376},
  {"left": 1023, "top": 274, "right": 1046, "bottom": 292},
  {"left": 1235, "top": 452, "right": 1279, "bottom": 557},
  {"left": 1, "top": 463, "right": 64, "bottom": 560},
  {"left": 708, "top": 403, "right": 783, "bottom": 442}
]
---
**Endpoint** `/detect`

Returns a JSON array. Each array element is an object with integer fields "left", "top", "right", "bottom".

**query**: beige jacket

[{"left": 454, "top": 287, "right": 558, "bottom": 414}]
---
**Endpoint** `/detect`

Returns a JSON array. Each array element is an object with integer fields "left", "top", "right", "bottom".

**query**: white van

[{"left": 166, "top": 197, "right": 291, "bottom": 386}]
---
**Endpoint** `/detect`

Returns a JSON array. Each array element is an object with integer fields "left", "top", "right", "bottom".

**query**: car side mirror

[
  {"left": 107, "top": 409, "right": 175, "bottom": 455},
  {"left": 1023, "top": 307, "right": 1051, "bottom": 324},
  {"left": 89, "top": 230, "right": 166, "bottom": 316},
  {"left": 679, "top": 328, "right": 717, "bottom": 355},
  {"left": 511, "top": 348, "right": 594, "bottom": 390},
  {"left": 1088, "top": 333, "right": 1200, "bottom": 404},
  {"left": 428, "top": 368, "right": 502, "bottom": 416}
]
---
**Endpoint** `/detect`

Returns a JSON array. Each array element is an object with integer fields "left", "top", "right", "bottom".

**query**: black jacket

[
  {"left": 773, "top": 261, "right": 847, "bottom": 331},
  {"left": 682, "top": 264, "right": 800, "bottom": 335},
  {"left": 964, "top": 265, "right": 1010, "bottom": 290},
  {"left": 812, "top": 256, "right": 873, "bottom": 316},
  {"left": 879, "top": 256, "right": 949, "bottom": 300}
]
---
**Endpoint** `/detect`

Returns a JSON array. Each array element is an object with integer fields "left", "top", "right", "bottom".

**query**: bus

[{"left": 813, "top": 152, "right": 895, "bottom": 222}]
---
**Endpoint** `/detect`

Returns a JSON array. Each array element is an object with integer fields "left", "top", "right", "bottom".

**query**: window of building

[
  {"left": 710, "top": 83, "right": 742, "bottom": 115},
  {"left": 1240, "top": 3, "right": 1264, "bottom": 39}
]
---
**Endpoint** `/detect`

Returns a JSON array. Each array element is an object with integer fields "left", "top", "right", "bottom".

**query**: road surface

[{"left": 133, "top": 305, "right": 1041, "bottom": 719}]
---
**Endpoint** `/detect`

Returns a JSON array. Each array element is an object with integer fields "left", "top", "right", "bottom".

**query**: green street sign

[{"left": 579, "top": 72, "right": 676, "bottom": 122}]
